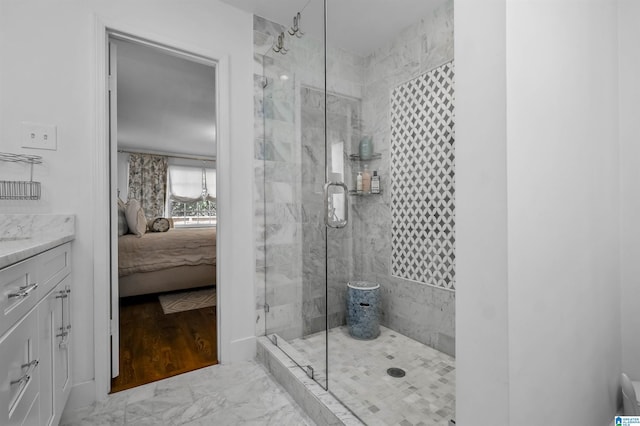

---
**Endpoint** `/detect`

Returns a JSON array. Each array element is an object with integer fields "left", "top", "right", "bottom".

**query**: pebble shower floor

[{"left": 290, "top": 325, "right": 455, "bottom": 426}]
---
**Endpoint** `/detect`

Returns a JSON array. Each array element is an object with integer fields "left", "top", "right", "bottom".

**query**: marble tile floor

[
  {"left": 60, "top": 360, "right": 316, "bottom": 426},
  {"left": 289, "top": 325, "right": 455, "bottom": 426}
]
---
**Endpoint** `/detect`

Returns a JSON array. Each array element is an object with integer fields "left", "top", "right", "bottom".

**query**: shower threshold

[{"left": 256, "top": 335, "right": 364, "bottom": 425}]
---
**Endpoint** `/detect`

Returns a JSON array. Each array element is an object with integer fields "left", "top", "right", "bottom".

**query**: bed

[{"left": 118, "top": 227, "right": 216, "bottom": 297}]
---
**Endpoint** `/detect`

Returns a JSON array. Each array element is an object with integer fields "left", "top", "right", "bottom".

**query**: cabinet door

[
  {"left": 38, "top": 277, "right": 71, "bottom": 426},
  {"left": 0, "top": 308, "right": 40, "bottom": 426},
  {"left": 54, "top": 278, "right": 71, "bottom": 421},
  {"left": 38, "top": 286, "right": 55, "bottom": 426}
]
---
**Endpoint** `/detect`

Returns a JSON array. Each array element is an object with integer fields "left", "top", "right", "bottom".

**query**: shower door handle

[{"left": 324, "top": 181, "right": 348, "bottom": 228}]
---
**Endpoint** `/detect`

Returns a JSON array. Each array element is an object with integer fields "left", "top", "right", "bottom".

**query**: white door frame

[
  {"left": 92, "top": 17, "right": 231, "bottom": 401},
  {"left": 107, "top": 39, "right": 120, "bottom": 378}
]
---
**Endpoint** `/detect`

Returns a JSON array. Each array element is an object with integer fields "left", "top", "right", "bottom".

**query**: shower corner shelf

[
  {"left": 349, "top": 152, "right": 382, "bottom": 161},
  {"left": 0, "top": 152, "right": 43, "bottom": 200}
]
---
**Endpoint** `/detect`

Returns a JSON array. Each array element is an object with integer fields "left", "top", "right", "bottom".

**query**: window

[{"left": 167, "top": 165, "right": 216, "bottom": 227}]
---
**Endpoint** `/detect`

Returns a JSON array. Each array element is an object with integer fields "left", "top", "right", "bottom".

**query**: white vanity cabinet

[{"left": 0, "top": 242, "right": 72, "bottom": 426}]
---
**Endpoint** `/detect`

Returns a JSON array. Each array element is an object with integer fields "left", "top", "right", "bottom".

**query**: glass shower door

[{"left": 257, "top": 1, "right": 329, "bottom": 389}]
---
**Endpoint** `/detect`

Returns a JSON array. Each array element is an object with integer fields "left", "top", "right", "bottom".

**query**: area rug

[{"left": 158, "top": 287, "right": 216, "bottom": 314}]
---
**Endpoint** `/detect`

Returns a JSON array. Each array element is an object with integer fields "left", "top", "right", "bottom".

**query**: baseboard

[
  {"left": 66, "top": 379, "right": 96, "bottom": 411},
  {"left": 226, "top": 335, "right": 256, "bottom": 362}
]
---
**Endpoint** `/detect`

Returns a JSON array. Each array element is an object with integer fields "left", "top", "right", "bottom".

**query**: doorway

[{"left": 107, "top": 32, "right": 219, "bottom": 392}]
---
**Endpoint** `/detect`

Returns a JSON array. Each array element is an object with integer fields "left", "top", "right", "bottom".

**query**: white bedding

[{"left": 118, "top": 227, "right": 216, "bottom": 277}]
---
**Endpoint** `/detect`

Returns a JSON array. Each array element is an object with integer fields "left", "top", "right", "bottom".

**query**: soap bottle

[
  {"left": 362, "top": 164, "right": 371, "bottom": 193},
  {"left": 371, "top": 170, "right": 380, "bottom": 194},
  {"left": 356, "top": 171, "right": 363, "bottom": 194},
  {"left": 359, "top": 136, "right": 372, "bottom": 160}
]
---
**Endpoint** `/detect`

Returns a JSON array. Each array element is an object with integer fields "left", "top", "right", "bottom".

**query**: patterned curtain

[{"left": 128, "top": 154, "right": 168, "bottom": 218}]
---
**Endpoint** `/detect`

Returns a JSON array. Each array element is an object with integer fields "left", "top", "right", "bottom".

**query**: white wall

[
  {"left": 455, "top": 0, "right": 510, "bottom": 424},
  {"left": 457, "top": 0, "right": 621, "bottom": 424},
  {"left": 619, "top": 0, "right": 640, "bottom": 383},
  {"left": 507, "top": 1, "right": 620, "bottom": 424},
  {"left": 0, "top": 0, "right": 254, "bottom": 407}
]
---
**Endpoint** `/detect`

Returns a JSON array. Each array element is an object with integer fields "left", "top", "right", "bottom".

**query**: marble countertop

[{"left": 0, "top": 214, "right": 75, "bottom": 269}]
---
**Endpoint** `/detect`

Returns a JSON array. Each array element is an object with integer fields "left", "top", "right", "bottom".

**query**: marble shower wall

[
  {"left": 253, "top": 14, "right": 362, "bottom": 340},
  {"left": 354, "top": 0, "right": 456, "bottom": 356}
]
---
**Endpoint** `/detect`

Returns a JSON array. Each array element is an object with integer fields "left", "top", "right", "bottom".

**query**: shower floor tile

[{"left": 289, "top": 325, "right": 455, "bottom": 426}]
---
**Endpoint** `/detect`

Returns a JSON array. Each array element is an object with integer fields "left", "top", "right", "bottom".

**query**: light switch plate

[{"left": 21, "top": 122, "right": 57, "bottom": 150}]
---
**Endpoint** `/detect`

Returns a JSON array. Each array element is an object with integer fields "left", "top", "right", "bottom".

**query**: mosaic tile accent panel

[{"left": 390, "top": 61, "right": 456, "bottom": 290}]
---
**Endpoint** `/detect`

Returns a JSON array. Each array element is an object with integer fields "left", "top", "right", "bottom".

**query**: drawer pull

[
  {"left": 57, "top": 286, "right": 71, "bottom": 348},
  {"left": 21, "top": 359, "right": 39, "bottom": 369},
  {"left": 10, "top": 374, "right": 30, "bottom": 387},
  {"left": 10, "top": 357, "right": 37, "bottom": 386},
  {"left": 8, "top": 357, "right": 38, "bottom": 416},
  {"left": 7, "top": 282, "right": 38, "bottom": 299}
]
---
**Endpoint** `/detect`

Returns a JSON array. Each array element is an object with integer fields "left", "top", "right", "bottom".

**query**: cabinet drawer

[
  {"left": 37, "top": 243, "right": 71, "bottom": 298},
  {"left": 0, "top": 243, "right": 71, "bottom": 338},
  {"left": 0, "top": 257, "right": 39, "bottom": 338},
  {"left": 0, "top": 308, "right": 40, "bottom": 426}
]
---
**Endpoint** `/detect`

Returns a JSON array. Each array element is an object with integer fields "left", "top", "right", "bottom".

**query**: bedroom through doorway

[{"left": 107, "top": 33, "right": 219, "bottom": 393}]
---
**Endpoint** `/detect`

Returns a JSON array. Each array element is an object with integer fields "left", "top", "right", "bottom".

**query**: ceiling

[
  {"left": 113, "top": 1, "right": 446, "bottom": 156},
  {"left": 221, "top": 0, "right": 449, "bottom": 56},
  {"left": 115, "top": 38, "right": 217, "bottom": 157}
]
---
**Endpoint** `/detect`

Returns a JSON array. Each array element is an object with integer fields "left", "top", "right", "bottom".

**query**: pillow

[
  {"left": 147, "top": 217, "right": 170, "bottom": 233},
  {"left": 117, "top": 198, "right": 129, "bottom": 236},
  {"left": 125, "top": 199, "right": 147, "bottom": 237}
]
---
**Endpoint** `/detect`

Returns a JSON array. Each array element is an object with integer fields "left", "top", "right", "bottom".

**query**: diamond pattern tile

[{"left": 390, "top": 61, "right": 456, "bottom": 290}]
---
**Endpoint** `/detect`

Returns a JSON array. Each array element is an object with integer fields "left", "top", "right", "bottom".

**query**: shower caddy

[
  {"left": 348, "top": 152, "right": 382, "bottom": 196},
  {"left": 0, "top": 152, "right": 42, "bottom": 200}
]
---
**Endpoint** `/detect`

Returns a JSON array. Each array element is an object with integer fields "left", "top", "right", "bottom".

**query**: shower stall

[{"left": 254, "top": 1, "right": 455, "bottom": 424}]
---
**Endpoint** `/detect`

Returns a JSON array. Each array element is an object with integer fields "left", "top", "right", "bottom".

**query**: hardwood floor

[{"left": 110, "top": 293, "right": 218, "bottom": 393}]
